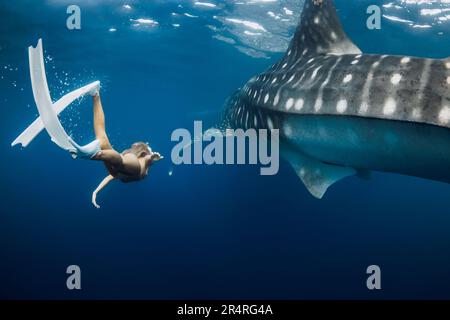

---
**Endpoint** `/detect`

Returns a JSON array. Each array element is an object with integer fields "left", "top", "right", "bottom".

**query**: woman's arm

[{"left": 92, "top": 175, "right": 115, "bottom": 209}]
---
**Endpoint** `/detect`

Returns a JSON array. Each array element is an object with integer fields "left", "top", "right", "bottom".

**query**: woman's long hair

[{"left": 122, "top": 142, "right": 152, "bottom": 158}]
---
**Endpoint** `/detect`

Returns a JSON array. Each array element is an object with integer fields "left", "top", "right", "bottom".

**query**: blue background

[{"left": 0, "top": 0, "right": 449, "bottom": 299}]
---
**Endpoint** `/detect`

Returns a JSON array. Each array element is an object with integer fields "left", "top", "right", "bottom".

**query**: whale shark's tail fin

[{"left": 287, "top": 0, "right": 361, "bottom": 57}]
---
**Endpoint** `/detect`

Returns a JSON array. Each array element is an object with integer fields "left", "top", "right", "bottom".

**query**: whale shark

[{"left": 218, "top": 0, "right": 450, "bottom": 198}]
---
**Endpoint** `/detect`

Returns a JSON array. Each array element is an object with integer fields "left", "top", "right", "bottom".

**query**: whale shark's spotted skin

[
  {"left": 233, "top": 53, "right": 450, "bottom": 129},
  {"left": 226, "top": 0, "right": 450, "bottom": 130},
  {"left": 219, "top": 0, "right": 450, "bottom": 198}
]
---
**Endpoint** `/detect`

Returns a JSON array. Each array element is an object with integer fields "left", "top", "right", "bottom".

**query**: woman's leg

[
  {"left": 93, "top": 94, "right": 112, "bottom": 150},
  {"left": 91, "top": 93, "right": 122, "bottom": 176}
]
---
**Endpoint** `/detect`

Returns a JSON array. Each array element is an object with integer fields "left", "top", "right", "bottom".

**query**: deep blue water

[{"left": 1, "top": 0, "right": 450, "bottom": 299}]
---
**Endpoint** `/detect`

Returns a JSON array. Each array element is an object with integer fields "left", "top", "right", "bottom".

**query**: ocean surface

[{"left": 1, "top": 0, "right": 450, "bottom": 299}]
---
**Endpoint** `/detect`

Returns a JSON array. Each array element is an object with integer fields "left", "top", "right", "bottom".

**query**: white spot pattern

[
  {"left": 295, "top": 98, "right": 304, "bottom": 111},
  {"left": 439, "top": 106, "right": 450, "bottom": 124},
  {"left": 343, "top": 74, "right": 352, "bottom": 83},
  {"left": 285, "top": 98, "right": 294, "bottom": 110},
  {"left": 336, "top": 99, "right": 347, "bottom": 113},
  {"left": 383, "top": 97, "right": 396, "bottom": 115},
  {"left": 391, "top": 73, "right": 402, "bottom": 85}
]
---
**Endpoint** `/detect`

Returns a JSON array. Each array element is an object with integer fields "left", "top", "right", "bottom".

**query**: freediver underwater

[{"left": 11, "top": 39, "right": 163, "bottom": 208}]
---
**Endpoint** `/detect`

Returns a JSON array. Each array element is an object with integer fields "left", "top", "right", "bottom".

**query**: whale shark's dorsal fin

[{"left": 289, "top": 0, "right": 361, "bottom": 56}]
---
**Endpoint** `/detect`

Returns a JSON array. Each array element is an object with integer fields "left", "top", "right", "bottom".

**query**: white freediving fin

[
  {"left": 282, "top": 145, "right": 356, "bottom": 199},
  {"left": 11, "top": 80, "right": 100, "bottom": 148},
  {"left": 11, "top": 39, "right": 101, "bottom": 159}
]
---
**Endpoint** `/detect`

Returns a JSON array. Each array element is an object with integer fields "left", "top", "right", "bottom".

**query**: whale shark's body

[{"left": 219, "top": 0, "right": 450, "bottom": 198}]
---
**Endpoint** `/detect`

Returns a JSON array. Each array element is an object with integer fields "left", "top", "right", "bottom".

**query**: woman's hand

[
  {"left": 91, "top": 175, "right": 115, "bottom": 209},
  {"left": 92, "top": 191, "right": 101, "bottom": 209},
  {"left": 151, "top": 152, "right": 163, "bottom": 161}
]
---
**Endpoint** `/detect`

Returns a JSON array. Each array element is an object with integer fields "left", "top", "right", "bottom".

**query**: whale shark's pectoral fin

[
  {"left": 289, "top": 0, "right": 361, "bottom": 56},
  {"left": 282, "top": 147, "right": 356, "bottom": 199}
]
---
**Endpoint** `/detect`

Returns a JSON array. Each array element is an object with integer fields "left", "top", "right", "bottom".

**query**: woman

[{"left": 90, "top": 89, "right": 163, "bottom": 208}]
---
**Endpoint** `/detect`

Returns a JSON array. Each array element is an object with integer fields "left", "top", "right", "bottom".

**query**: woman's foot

[{"left": 90, "top": 83, "right": 100, "bottom": 97}]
